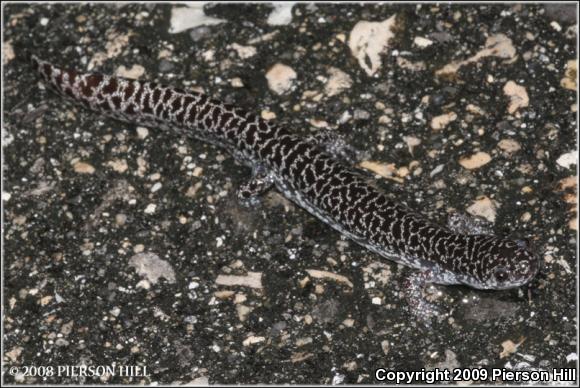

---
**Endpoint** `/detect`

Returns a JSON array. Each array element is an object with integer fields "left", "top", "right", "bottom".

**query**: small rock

[
  {"left": 498, "top": 139, "right": 521, "bottom": 155},
  {"left": 267, "top": 3, "right": 294, "bottom": 26},
  {"left": 503, "top": 81, "right": 529, "bottom": 114},
  {"left": 169, "top": 4, "right": 226, "bottom": 34},
  {"left": 129, "top": 252, "right": 176, "bottom": 284},
  {"left": 243, "top": 335, "right": 265, "bottom": 346},
  {"left": 556, "top": 150, "right": 578, "bottom": 169},
  {"left": 136, "top": 127, "right": 149, "bottom": 139},
  {"left": 436, "top": 34, "right": 516, "bottom": 78},
  {"left": 348, "top": 15, "right": 397, "bottom": 76},
  {"left": 324, "top": 67, "right": 353, "bottom": 97},
  {"left": 403, "top": 136, "right": 421, "bottom": 154},
  {"left": 305, "top": 269, "right": 353, "bottom": 288},
  {"left": 236, "top": 305, "right": 252, "bottom": 322},
  {"left": 115, "top": 213, "right": 127, "bottom": 225},
  {"left": 561, "top": 60, "right": 577, "bottom": 91},
  {"left": 296, "top": 337, "right": 313, "bottom": 347},
  {"left": 381, "top": 340, "right": 390, "bottom": 355},
  {"left": 230, "top": 77, "right": 244, "bottom": 88},
  {"left": 216, "top": 272, "right": 263, "bottom": 289},
  {"left": 228, "top": 43, "right": 257, "bottom": 59},
  {"left": 107, "top": 159, "right": 128, "bottom": 173},
  {"left": 73, "top": 161, "right": 95, "bottom": 174},
  {"left": 431, "top": 112, "right": 457, "bottom": 131},
  {"left": 266, "top": 63, "right": 297, "bottom": 95},
  {"left": 261, "top": 110, "right": 276, "bottom": 120},
  {"left": 5, "top": 346, "right": 22, "bottom": 363},
  {"left": 144, "top": 203, "right": 157, "bottom": 214},
  {"left": 353, "top": 109, "right": 370, "bottom": 120},
  {"left": 4, "top": 40, "right": 15, "bottom": 64},
  {"left": 60, "top": 320, "right": 74, "bottom": 335},
  {"left": 115, "top": 64, "right": 145, "bottom": 79},
  {"left": 189, "top": 376, "right": 209, "bottom": 386},
  {"left": 550, "top": 21, "right": 563, "bottom": 32},
  {"left": 459, "top": 152, "right": 492, "bottom": 169},
  {"left": 467, "top": 196, "right": 497, "bottom": 223},
  {"left": 500, "top": 338, "right": 523, "bottom": 359},
  {"left": 413, "top": 36, "right": 433, "bottom": 47},
  {"left": 466, "top": 104, "right": 485, "bottom": 115}
]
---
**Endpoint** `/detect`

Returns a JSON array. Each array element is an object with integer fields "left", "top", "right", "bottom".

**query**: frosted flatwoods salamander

[{"left": 32, "top": 56, "right": 540, "bottom": 293}]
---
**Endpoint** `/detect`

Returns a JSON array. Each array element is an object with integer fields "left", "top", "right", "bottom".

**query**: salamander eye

[{"left": 493, "top": 266, "right": 509, "bottom": 282}]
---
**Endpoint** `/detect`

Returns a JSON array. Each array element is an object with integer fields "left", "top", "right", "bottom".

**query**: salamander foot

[
  {"left": 403, "top": 270, "right": 447, "bottom": 326},
  {"left": 447, "top": 211, "right": 494, "bottom": 235},
  {"left": 237, "top": 165, "right": 274, "bottom": 207},
  {"left": 307, "top": 129, "right": 368, "bottom": 165}
]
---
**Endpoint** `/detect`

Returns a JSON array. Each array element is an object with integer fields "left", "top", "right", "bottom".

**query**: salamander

[{"left": 31, "top": 56, "right": 540, "bottom": 291}]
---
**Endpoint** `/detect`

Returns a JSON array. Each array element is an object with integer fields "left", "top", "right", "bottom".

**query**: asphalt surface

[{"left": 3, "top": 3, "right": 578, "bottom": 385}]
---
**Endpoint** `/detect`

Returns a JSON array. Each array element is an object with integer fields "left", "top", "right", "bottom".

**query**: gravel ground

[{"left": 3, "top": 3, "right": 577, "bottom": 385}]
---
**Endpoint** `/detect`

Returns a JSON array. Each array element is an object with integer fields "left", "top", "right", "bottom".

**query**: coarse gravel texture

[{"left": 2, "top": 2, "right": 578, "bottom": 385}]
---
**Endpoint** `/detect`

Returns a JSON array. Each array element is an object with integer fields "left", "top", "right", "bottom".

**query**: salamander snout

[{"left": 485, "top": 238, "right": 541, "bottom": 290}]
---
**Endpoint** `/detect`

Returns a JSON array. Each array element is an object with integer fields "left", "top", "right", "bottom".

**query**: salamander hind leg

[
  {"left": 237, "top": 165, "right": 275, "bottom": 207},
  {"left": 447, "top": 211, "right": 494, "bottom": 235},
  {"left": 307, "top": 129, "right": 368, "bottom": 166}
]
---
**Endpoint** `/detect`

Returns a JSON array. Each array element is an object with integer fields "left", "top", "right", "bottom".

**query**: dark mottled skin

[{"left": 32, "top": 56, "right": 540, "bottom": 290}]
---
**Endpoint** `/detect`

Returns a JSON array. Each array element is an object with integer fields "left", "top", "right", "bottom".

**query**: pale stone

[
  {"left": 267, "top": 3, "right": 294, "bottom": 26},
  {"left": 216, "top": 272, "right": 263, "bottom": 289},
  {"left": 459, "top": 152, "right": 492, "bottom": 169},
  {"left": 115, "top": 64, "right": 145, "bottom": 79},
  {"left": 430, "top": 112, "right": 457, "bottom": 131},
  {"left": 498, "top": 139, "right": 521, "bottom": 154},
  {"left": 467, "top": 196, "right": 497, "bottom": 223},
  {"left": 413, "top": 36, "right": 433, "bottom": 47},
  {"left": 73, "top": 161, "right": 95, "bottom": 174},
  {"left": 169, "top": 4, "right": 226, "bottom": 34},
  {"left": 324, "top": 67, "right": 353, "bottom": 97},
  {"left": 305, "top": 269, "right": 353, "bottom": 288},
  {"left": 556, "top": 150, "right": 578, "bottom": 169},
  {"left": 129, "top": 252, "right": 176, "bottom": 284},
  {"left": 266, "top": 64, "right": 297, "bottom": 95},
  {"left": 228, "top": 43, "right": 257, "bottom": 59},
  {"left": 561, "top": 59, "right": 577, "bottom": 91},
  {"left": 503, "top": 81, "right": 529, "bottom": 114},
  {"left": 436, "top": 34, "right": 516, "bottom": 78},
  {"left": 348, "top": 15, "right": 397, "bottom": 76}
]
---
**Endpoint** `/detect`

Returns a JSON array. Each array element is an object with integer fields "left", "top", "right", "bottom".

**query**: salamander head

[{"left": 461, "top": 236, "right": 540, "bottom": 290}]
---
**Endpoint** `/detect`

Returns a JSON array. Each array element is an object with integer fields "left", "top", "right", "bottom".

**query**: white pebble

[
  {"left": 556, "top": 150, "right": 578, "bottom": 169},
  {"left": 137, "top": 127, "right": 149, "bottom": 139},
  {"left": 189, "top": 281, "right": 199, "bottom": 290},
  {"left": 144, "top": 204, "right": 157, "bottom": 214},
  {"left": 413, "top": 36, "right": 433, "bottom": 47}
]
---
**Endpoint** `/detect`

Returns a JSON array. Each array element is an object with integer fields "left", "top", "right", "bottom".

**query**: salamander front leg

[
  {"left": 403, "top": 269, "right": 448, "bottom": 326},
  {"left": 447, "top": 211, "right": 494, "bottom": 235},
  {"left": 237, "top": 165, "right": 275, "bottom": 207}
]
